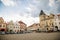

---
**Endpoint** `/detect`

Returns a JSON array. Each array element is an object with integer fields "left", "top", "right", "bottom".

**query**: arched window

[{"left": 0, "top": 25, "right": 2, "bottom": 27}]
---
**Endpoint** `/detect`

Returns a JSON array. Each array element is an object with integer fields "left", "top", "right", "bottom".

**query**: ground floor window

[
  {"left": 47, "top": 28, "right": 48, "bottom": 30},
  {"left": 10, "top": 30, "right": 13, "bottom": 32}
]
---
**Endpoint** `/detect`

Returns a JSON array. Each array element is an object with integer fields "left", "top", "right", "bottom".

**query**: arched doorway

[
  {"left": 10, "top": 30, "right": 13, "bottom": 33},
  {"left": 55, "top": 26, "right": 58, "bottom": 31},
  {"left": 47, "top": 28, "right": 48, "bottom": 30},
  {"left": 1, "top": 29, "right": 5, "bottom": 31}
]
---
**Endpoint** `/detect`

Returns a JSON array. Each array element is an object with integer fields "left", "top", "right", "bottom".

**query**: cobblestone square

[{"left": 0, "top": 32, "right": 60, "bottom": 40}]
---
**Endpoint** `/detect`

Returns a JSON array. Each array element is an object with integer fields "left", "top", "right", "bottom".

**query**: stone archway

[
  {"left": 55, "top": 26, "right": 58, "bottom": 31},
  {"left": 55, "top": 26, "right": 58, "bottom": 29}
]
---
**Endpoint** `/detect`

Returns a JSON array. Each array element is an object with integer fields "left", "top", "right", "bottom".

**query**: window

[
  {"left": 16, "top": 27, "right": 17, "bottom": 28},
  {"left": 0, "top": 25, "right": 2, "bottom": 27},
  {"left": 55, "top": 23, "right": 56, "bottom": 25},
  {"left": 50, "top": 20, "right": 52, "bottom": 22},
  {"left": 18, "top": 27, "right": 19, "bottom": 28},
  {"left": 3, "top": 25, "right": 5, "bottom": 27},
  {"left": 14, "top": 27, "right": 15, "bottom": 28},
  {"left": 10, "top": 26, "right": 12, "bottom": 28},
  {"left": 58, "top": 16, "right": 60, "bottom": 20},
  {"left": 59, "top": 22, "right": 60, "bottom": 24},
  {"left": 18, "top": 30, "right": 19, "bottom": 32},
  {"left": 52, "top": 23, "right": 54, "bottom": 27},
  {"left": 50, "top": 23, "right": 51, "bottom": 25},
  {"left": 15, "top": 30, "right": 16, "bottom": 32},
  {"left": 48, "top": 16, "right": 49, "bottom": 17}
]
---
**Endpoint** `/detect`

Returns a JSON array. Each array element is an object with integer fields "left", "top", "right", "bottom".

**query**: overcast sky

[{"left": 0, "top": 0, "right": 60, "bottom": 26}]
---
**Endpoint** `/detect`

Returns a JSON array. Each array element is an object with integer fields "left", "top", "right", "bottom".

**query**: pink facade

[
  {"left": 18, "top": 21, "right": 27, "bottom": 31},
  {"left": 0, "top": 17, "right": 7, "bottom": 32}
]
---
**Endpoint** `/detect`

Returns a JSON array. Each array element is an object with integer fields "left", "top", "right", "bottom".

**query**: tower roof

[
  {"left": 0, "top": 17, "right": 4, "bottom": 23},
  {"left": 39, "top": 10, "right": 46, "bottom": 16}
]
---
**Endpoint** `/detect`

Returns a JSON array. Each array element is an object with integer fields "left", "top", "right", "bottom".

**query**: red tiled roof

[
  {"left": 18, "top": 21, "right": 26, "bottom": 25},
  {"left": 28, "top": 23, "right": 40, "bottom": 28},
  {"left": 57, "top": 14, "right": 60, "bottom": 16}
]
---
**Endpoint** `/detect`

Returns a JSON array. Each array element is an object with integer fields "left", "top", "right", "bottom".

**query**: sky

[{"left": 0, "top": 0, "right": 60, "bottom": 26}]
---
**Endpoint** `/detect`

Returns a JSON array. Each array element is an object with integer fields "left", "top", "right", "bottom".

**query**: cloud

[
  {"left": 26, "top": 4, "right": 36, "bottom": 13},
  {"left": 0, "top": 0, "right": 49, "bottom": 26},
  {"left": 49, "top": 0, "right": 55, "bottom": 7},
  {"left": 49, "top": 0, "right": 60, "bottom": 13},
  {"left": 1, "top": 0, "right": 16, "bottom": 7},
  {"left": 20, "top": 14, "right": 39, "bottom": 26},
  {"left": 25, "top": 0, "right": 41, "bottom": 17},
  {"left": 0, "top": 0, "right": 60, "bottom": 26},
  {"left": 0, "top": 11, "right": 39, "bottom": 26}
]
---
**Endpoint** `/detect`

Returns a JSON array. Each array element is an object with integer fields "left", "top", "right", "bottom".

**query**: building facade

[
  {"left": 7, "top": 21, "right": 20, "bottom": 33},
  {"left": 14, "top": 21, "right": 20, "bottom": 33},
  {"left": 18, "top": 21, "right": 27, "bottom": 31},
  {"left": 39, "top": 10, "right": 55, "bottom": 31},
  {"left": 7, "top": 21, "right": 15, "bottom": 33},
  {"left": 54, "top": 14, "right": 60, "bottom": 31},
  {"left": 27, "top": 23, "right": 40, "bottom": 31},
  {"left": 0, "top": 17, "right": 7, "bottom": 32}
]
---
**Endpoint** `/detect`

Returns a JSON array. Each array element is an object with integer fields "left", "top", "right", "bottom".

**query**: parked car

[
  {"left": 0, "top": 31, "right": 5, "bottom": 35},
  {"left": 5, "top": 32, "right": 10, "bottom": 34}
]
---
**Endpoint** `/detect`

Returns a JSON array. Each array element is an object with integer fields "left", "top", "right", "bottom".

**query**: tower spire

[{"left": 39, "top": 10, "right": 45, "bottom": 16}]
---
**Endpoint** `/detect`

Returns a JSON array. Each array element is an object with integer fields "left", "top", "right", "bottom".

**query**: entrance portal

[
  {"left": 55, "top": 26, "right": 58, "bottom": 31},
  {"left": 1, "top": 29, "right": 5, "bottom": 31}
]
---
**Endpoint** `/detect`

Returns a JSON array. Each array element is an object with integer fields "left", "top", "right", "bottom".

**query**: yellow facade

[{"left": 39, "top": 10, "right": 55, "bottom": 31}]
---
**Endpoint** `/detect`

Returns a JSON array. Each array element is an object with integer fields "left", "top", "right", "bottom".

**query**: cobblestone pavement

[{"left": 0, "top": 32, "right": 60, "bottom": 40}]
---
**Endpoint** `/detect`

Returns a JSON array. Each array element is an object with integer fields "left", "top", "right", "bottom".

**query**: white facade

[
  {"left": 7, "top": 21, "right": 14, "bottom": 33},
  {"left": 54, "top": 15, "right": 60, "bottom": 31},
  {"left": 7, "top": 21, "right": 20, "bottom": 33},
  {"left": 14, "top": 22, "right": 20, "bottom": 33}
]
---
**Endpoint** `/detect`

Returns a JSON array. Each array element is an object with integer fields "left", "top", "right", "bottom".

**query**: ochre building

[{"left": 39, "top": 10, "right": 55, "bottom": 31}]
